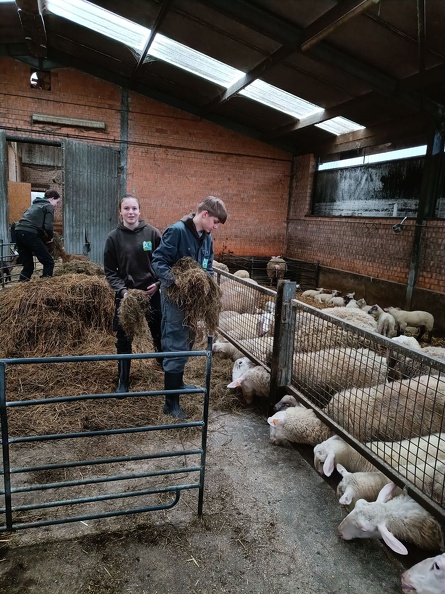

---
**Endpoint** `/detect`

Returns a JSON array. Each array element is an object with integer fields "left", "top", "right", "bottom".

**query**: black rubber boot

[
  {"left": 116, "top": 359, "right": 131, "bottom": 395},
  {"left": 178, "top": 371, "right": 196, "bottom": 390},
  {"left": 163, "top": 371, "right": 188, "bottom": 419}
]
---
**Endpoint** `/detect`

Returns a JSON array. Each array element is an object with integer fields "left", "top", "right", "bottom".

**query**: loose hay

[
  {"left": 0, "top": 274, "right": 115, "bottom": 357},
  {"left": 166, "top": 257, "right": 222, "bottom": 338},
  {"left": 118, "top": 289, "right": 152, "bottom": 339},
  {"left": 53, "top": 260, "right": 104, "bottom": 276}
]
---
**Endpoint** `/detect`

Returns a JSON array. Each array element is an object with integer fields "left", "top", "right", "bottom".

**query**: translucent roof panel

[
  {"left": 147, "top": 34, "right": 244, "bottom": 88},
  {"left": 45, "top": 0, "right": 150, "bottom": 52},
  {"left": 318, "top": 145, "right": 427, "bottom": 170},
  {"left": 315, "top": 116, "right": 365, "bottom": 136},
  {"left": 240, "top": 80, "right": 323, "bottom": 119}
]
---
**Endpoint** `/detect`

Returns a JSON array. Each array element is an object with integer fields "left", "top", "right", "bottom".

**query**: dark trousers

[
  {"left": 15, "top": 230, "right": 54, "bottom": 281},
  {"left": 160, "top": 291, "right": 195, "bottom": 373},
  {"left": 113, "top": 290, "right": 162, "bottom": 354}
]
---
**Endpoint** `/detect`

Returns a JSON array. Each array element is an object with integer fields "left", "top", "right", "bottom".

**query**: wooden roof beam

[{"left": 15, "top": 0, "right": 47, "bottom": 58}]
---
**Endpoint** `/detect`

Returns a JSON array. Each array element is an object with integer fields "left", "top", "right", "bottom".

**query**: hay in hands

[
  {"left": 118, "top": 289, "right": 152, "bottom": 339},
  {"left": 0, "top": 274, "right": 115, "bottom": 357},
  {"left": 54, "top": 260, "right": 104, "bottom": 276},
  {"left": 165, "top": 257, "right": 222, "bottom": 337}
]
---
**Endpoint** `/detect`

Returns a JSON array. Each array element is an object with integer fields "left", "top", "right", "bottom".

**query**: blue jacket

[{"left": 152, "top": 214, "right": 214, "bottom": 288}]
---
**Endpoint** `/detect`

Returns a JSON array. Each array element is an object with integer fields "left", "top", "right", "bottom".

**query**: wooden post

[{"left": 269, "top": 280, "right": 296, "bottom": 415}]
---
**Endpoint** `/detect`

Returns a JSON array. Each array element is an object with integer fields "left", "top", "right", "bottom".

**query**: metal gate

[{"left": 0, "top": 344, "right": 212, "bottom": 532}]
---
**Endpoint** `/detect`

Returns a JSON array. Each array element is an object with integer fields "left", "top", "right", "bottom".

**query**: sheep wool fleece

[{"left": 152, "top": 214, "right": 215, "bottom": 373}]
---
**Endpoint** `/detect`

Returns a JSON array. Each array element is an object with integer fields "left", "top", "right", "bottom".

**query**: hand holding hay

[
  {"left": 165, "top": 257, "right": 222, "bottom": 337},
  {"left": 118, "top": 289, "right": 152, "bottom": 340}
]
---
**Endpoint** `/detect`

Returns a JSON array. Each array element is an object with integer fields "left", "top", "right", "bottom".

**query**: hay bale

[
  {"left": 118, "top": 289, "right": 152, "bottom": 339},
  {"left": 165, "top": 257, "right": 222, "bottom": 337},
  {"left": 0, "top": 274, "right": 114, "bottom": 357},
  {"left": 54, "top": 260, "right": 104, "bottom": 276}
]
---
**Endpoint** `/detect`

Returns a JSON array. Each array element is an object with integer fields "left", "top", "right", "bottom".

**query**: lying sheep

[
  {"left": 314, "top": 290, "right": 340, "bottom": 304},
  {"left": 220, "top": 278, "right": 259, "bottom": 313},
  {"left": 227, "top": 365, "right": 270, "bottom": 404},
  {"left": 218, "top": 312, "right": 263, "bottom": 340},
  {"left": 336, "top": 465, "right": 392, "bottom": 509},
  {"left": 345, "top": 299, "right": 360, "bottom": 309},
  {"left": 328, "top": 296, "right": 345, "bottom": 307},
  {"left": 233, "top": 269, "right": 250, "bottom": 278},
  {"left": 356, "top": 298, "right": 372, "bottom": 313},
  {"left": 293, "top": 307, "right": 377, "bottom": 353},
  {"left": 386, "top": 336, "right": 445, "bottom": 382},
  {"left": 301, "top": 287, "right": 325, "bottom": 298},
  {"left": 232, "top": 356, "right": 256, "bottom": 382},
  {"left": 212, "top": 339, "right": 243, "bottom": 361},
  {"left": 292, "top": 347, "right": 387, "bottom": 408},
  {"left": 273, "top": 394, "right": 297, "bottom": 412},
  {"left": 268, "top": 374, "right": 445, "bottom": 446},
  {"left": 368, "top": 304, "right": 396, "bottom": 338},
  {"left": 213, "top": 260, "right": 230, "bottom": 273},
  {"left": 386, "top": 307, "right": 434, "bottom": 342},
  {"left": 401, "top": 552, "right": 445, "bottom": 594},
  {"left": 338, "top": 482, "right": 444, "bottom": 554}
]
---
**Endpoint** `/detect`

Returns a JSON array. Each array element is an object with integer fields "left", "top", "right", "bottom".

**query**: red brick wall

[
  {"left": 286, "top": 154, "right": 445, "bottom": 293},
  {"left": 0, "top": 57, "right": 291, "bottom": 258}
]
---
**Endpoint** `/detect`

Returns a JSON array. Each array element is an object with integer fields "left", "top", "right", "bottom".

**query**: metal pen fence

[
  {"left": 0, "top": 345, "right": 212, "bottom": 532},
  {"left": 214, "top": 271, "right": 445, "bottom": 523}
]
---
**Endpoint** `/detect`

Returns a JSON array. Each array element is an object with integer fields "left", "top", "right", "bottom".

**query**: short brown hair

[
  {"left": 197, "top": 196, "right": 227, "bottom": 223},
  {"left": 45, "top": 190, "right": 60, "bottom": 200}
]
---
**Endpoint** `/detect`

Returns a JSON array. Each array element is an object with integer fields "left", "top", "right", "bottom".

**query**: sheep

[
  {"left": 266, "top": 256, "right": 286, "bottom": 286},
  {"left": 300, "top": 287, "right": 325, "bottom": 298},
  {"left": 356, "top": 298, "right": 372, "bottom": 313},
  {"left": 267, "top": 403, "right": 333, "bottom": 446},
  {"left": 401, "top": 552, "right": 445, "bottom": 594},
  {"left": 313, "top": 433, "right": 445, "bottom": 477},
  {"left": 220, "top": 278, "right": 259, "bottom": 314},
  {"left": 336, "top": 465, "right": 393, "bottom": 509},
  {"left": 386, "top": 307, "right": 434, "bottom": 342},
  {"left": 233, "top": 269, "right": 250, "bottom": 278},
  {"left": 268, "top": 374, "right": 445, "bottom": 446},
  {"left": 212, "top": 260, "right": 230, "bottom": 273},
  {"left": 213, "top": 339, "right": 243, "bottom": 361},
  {"left": 337, "top": 482, "right": 444, "bottom": 554},
  {"left": 227, "top": 365, "right": 270, "bottom": 404},
  {"left": 0, "top": 247, "right": 19, "bottom": 283},
  {"left": 345, "top": 299, "right": 360, "bottom": 309},
  {"left": 258, "top": 311, "right": 274, "bottom": 337},
  {"left": 218, "top": 312, "right": 263, "bottom": 340},
  {"left": 386, "top": 337, "right": 444, "bottom": 382},
  {"left": 292, "top": 347, "right": 387, "bottom": 408},
  {"left": 314, "top": 290, "right": 340, "bottom": 304},
  {"left": 293, "top": 307, "right": 377, "bottom": 353},
  {"left": 368, "top": 304, "right": 396, "bottom": 338},
  {"left": 328, "top": 296, "right": 346, "bottom": 307},
  {"left": 273, "top": 394, "right": 298, "bottom": 412},
  {"left": 232, "top": 356, "right": 256, "bottom": 382}
]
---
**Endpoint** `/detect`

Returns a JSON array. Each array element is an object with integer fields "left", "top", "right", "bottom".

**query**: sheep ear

[
  {"left": 376, "top": 482, "right": 397, "bottom": 503},
  {"left": 227, "top": 378, "right": 241, "bottom": 389},
  {"left": 339, "top": 491, "right": 352, "bottom": 506},
  {"left": 336, "top": 463, "right": 348, "bottom": 477},
  {"left": 377, "top": 523, "right": 408, "bottom": 555},
  {"left": 323, "top": 452, "right": 336, "bottom": 476}
]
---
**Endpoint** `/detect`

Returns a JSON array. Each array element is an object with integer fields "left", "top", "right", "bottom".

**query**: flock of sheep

[{"left": 212, "top": 264, "right": 445, "bottom": 594}]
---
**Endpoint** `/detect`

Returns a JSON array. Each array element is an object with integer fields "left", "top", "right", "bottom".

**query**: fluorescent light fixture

[
  {"left": 318, "top": 145, "right": 427, "bottom": 170},
  {"left": 315, "top": 116, "right": 365, "bottom": 135},
  {"left": 147, "top": 34, "right": 244, "bottom": 88},
  {"left": 240, "top": 79, "right": 322, "bottom": 119},
  {"left": 45, "top": 0, "right": 150, "bottom": 51}
]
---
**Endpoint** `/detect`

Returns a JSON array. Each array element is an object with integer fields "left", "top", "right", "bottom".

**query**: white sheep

[
  {"left": 218, "top": 312, "right": 263, "bottom": 340},
  {"left": 212, "top": 260, "right": 230, "bottom": 273},
  {"left": 345, "top": 299, "right": 360, "bottom": 309},
  {"left": 386, "top": 337, "right": 444, "bottom": 382},
  {"left": 386, "top": 307, "right": 434, "bottom": 342},
  {"left": 336, "top": 465, "right": 392, "bottom": 509},
  {"left": 258, "top": 311, "right": 274, "bottom": 337},
  {"left": 313, "top": 435, "right": 374, "bottom": 476},
  {"left": 227, "top": 365, "right": 270, "bottom": 404},
  {"left": 233, "top": 269, "right": 250, "bottom": 278},
  {"left": 212, "top": 340, "right": 243, "bottom": 361},
  {"left": 292, "top": 347, "right": 387, "bottom": 408},
  {"left": 368, "top": 304, "right": 396, "bottom": 338},
  {"left": 328, "top": 296, "right": 346, "bottom": 307},
  {"left": 356, "top": 298, "right": 372, "bottom": 313},
  {"left": 337, "top": 482, "right": 444, "bottom": 554},
  {"left": 269, "top": 374, "right": 445, "bottom": 446},
  {"left": 267, "top": 403, "right": 333, "bottom": 446},
  {"left": 301, "top": 287, "right": 325, "bottom": 298},
  {"left": 232, "top": 357, "right": 256, "bottom": 382},
  {"left": 273, "top": 394, "right": 298, "bottom": 412},
  {"left": 314, "top": 290, "right": 340, "bottom": 304},
  {"left": 220, "top": 278, "right": 259, "bottom": 314},
  {"left": 401, "top": 552, "right": 445, "bottom": 594}
]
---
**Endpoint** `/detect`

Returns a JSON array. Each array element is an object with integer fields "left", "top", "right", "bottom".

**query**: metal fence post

[{"left": 269, "top": 280, "right": 296, "bottom": 414}]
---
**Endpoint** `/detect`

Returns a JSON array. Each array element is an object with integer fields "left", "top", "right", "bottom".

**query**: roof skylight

[
  {"left": 148, "top": 35, "right": 244, "bottom": 88},
  {"left": 318, "top": 145, "right": 427, "bottom": 170},
  {"left": 315, "top": 116, "right": 365, "bottom": 135},
  {"left": 45, "top": 0, "right": 150, "bottom": 51},
  {"left": 240, "top": 80, "right": 322, "bottom": 119}
]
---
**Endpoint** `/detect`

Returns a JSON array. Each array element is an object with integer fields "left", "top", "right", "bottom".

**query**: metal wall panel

[
  {"left": 0, "top": 131, "right": 9, "bottom": 243},
  {"left": 63, "top": 139, "right": 120, "bottom": 264}
]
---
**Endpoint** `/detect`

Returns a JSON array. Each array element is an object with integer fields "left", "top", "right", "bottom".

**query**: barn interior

[{"left": 0, "top": 1, "right": 444, "bottom": 593}]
